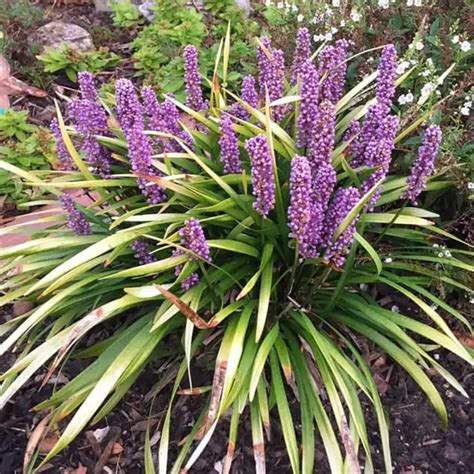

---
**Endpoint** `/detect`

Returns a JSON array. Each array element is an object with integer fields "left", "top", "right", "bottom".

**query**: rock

[
  {"left": 138, "top": 1, "right": 156, "bottom": 22},
  {"left": 30, "top": 21, "right": 94, "bottom": 53},
  {"left": 94, "top": 0, "right": 112, "bottom": 12},
  {"left": 235, "top": 0, "right": 251, "bottom": 18}
]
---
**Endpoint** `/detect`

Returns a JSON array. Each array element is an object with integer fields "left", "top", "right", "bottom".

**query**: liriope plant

[{"left": 0, "top": 26, "right": 473, "bottom": 473}]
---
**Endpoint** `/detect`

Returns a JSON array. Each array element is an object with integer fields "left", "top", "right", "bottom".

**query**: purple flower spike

[
  {"left": 181, "top": 273, "right": 200, "bottom": 290},
  {"left": 142, "top": 86, "right": 162, "bottom": 132},
  {"left": 288, "top": 155, "right": 314, "bottom": 258},
  {"left": 257, "top": 37, "right": 286, "bottom": 121},
  {"left": 361, "top": 114, "right": 399, "bottom": 207},
  {"left": 219, "top": 113, "right": 242, "bottom": 174},
  {"left": 297, "top": 59, "right": 319, "bottom": 148},
  {"left": 291, "top": 27, "right": 311, "bottom": 85},
  {"left": 60, "top": 194, "right": 91, "bottom": 236},
  {"left": 319, "top": 39, "right": 349, "bottom": 104},
  {"left": 323, "top": 187, "right": 361, "bottom": 267},
  {"left": 131, "top": 239, "right": 156, "bottom": 265},
  {"left": 230, "top": 75, "right": 259, "bottom": 120},
  {"left": 68, "top": 99, "right": 112, "bottom": 177},
  {"left": 343, "top": 120, "right": 362, "bottom": 160},
  {"left": 402, "top": 125, "right": 442, "bottom": 204},
  {"left": 50, "top": 118, "right": 75, "bottom": 170},
  {"left": 179, "top": 218, "right": 212, "bottom": 263},
  {"left": 245, "top": 135, "right": 276, "bottom": 217},
  {"left": 78, "top": 72, "right": 99, "bottom": 103},
  {"left": 313, "top": 161, "right": 337, "bottom": 210},
  {"left": 115, "top": 78, "right": 144, "bottom": 137},
  {"left": 376, "top": 44, "right": 398, "bottom": 115},
  {"left": 307, "top": 100, "right": 336, "bottom": 173},
  {"left": 183, "top": 45, "right": 205, "bottom": 112}
]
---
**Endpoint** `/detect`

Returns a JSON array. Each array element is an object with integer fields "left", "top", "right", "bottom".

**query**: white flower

[
  {"left": 384, "top": 257, "right": 393, "bottom": 263},
  {"left": 313, "top": 34, "right": 324, "bottom": 42},
  {"left": 398, "top": 94, "right": 409, "bottom": 105},
  {"left": 396, "top": 60, "right": 410, "bottom": 74},
  {"left": 410, "top": 59, "right": 417, "bottom": 65},
  {"left": 405, "top": 92, "right": 414, "bottom": 103},
  {"left": 340, "top": 19, "right": 346, "bottom": 27},
  {"left": 378, "top": 0, "right": 390, "bottom": 8},
  {"left": 470, "top": 298, "right": 474, "bottom": 304},
  {"left": 434, "top": 353, "right": 440, "bottom": 361},
  {"left": 359, "top": 283, "right": 368, "bottom": 291},
  {"left": 436, "top": 90, "right": 441, "bottom": 96},
  {"left": 291, "top": 4, "right": 298, "bottom": 12},
  {"left": 297, "top": 14, "right": 304, "bottom": 22},
  {"left": 325, "top": 32, "right": 333, "bottom": 41},
  {"left": 421, "top": 83, "right": 434, "bottom": 97},
  {"left": 437, "top": 252, "right": 444, "bottom": 258},
  {"left": 461, "top": 106, "right": 470, "bottom": 116},
  {"left": 426, "top": 58, "right": 433, "bottom": 66},
  {"left": 451, "top": 35, "right": 460, "bottom": 44},
  {"left": 350, "top": 9, "right": 361, "bottom": 22},
  {"left": 414, "top": 0, "right": 422, "bottom": 5},
  {"left": 432, "top": 243, "right": 439, "bottom": 248},
  {"left": 277, "top": 1, "right": 284, "bottom": 8},
  {"left": 444, "top": 250, "right": 452, "bottom": 258},
  {"left": 406, "top": 0, "right": 414, "bottom": 5},
  {"left": 332, "top": 0, "right": 340, "bottom": 6},
  {"left": 415, "top": 41, "right": 424, "bottom": 51},
  {"left": 464, "top": 100, "right": 472, "bottom": 108},
  {"left": 467, "top": 182, "right": 474, "bottom": 190},
  {"left": 391, "top": 305, "right": 400, "bottom": 313},
  {"left": 460, "top": 41, "right": 471, "bottom": 52},
  {"left": 420, "top": 69, "right": 430, "bottom": 77},
  {"left": 331, "top": 27, "right": 338, "bottom": 34}
]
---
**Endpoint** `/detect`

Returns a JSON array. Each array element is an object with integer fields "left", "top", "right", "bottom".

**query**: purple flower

[
  {"left": 343, "top": 120, "right": 362, "bottom": 160},
  {"left": 296, "top": 59, "right": 319, "bottom": 148},
  {"left": 78, "top": 72, "right": 99, "bottom": 103},
  {"left": 318, "top": 39, "right": 349, "bottom": 104},
  {"left": 142, "top": 86, "right": 162, "bottom": 133},
  {"left": 375, "top": 44, "right": 398, "bottom": 115},
  {"left": 219, "top": 113, "right": 242, "bottom": 174},
  {"left": 402, "top": 125, "right": 442, "bottom": 204},
  {"left": 181, "top": 273, "right": 200, "bottom": 291},
  {"left": 159, "top": 94, "right": 194, "bottom": 152},
  {"left": 68, "top": 99, "right": 112, "bottom": 177},
  {"left": 50, "top": 118, "right": 75, "bottom": 170},
  {"left": 361, "top": 114, "right": 399, "bottom": 207},
  {"left": 179, "top": 218, "right": 212, "bottom": 263},
  {"left": 291, "top": 27, "right": 311, "bottom": 85},
  {"left": 183, "top": 45, "right": 205, "bottom": 112},
  {"left": 131, "top": 239, "right": 156, "bottom": 265},
  {"left": 288, "top": 155, "right": 314, "bottom": 258},
  {"left": 257, "top": 37, "right": 286, "bottom": 121},
  {"left": 245, "top": 135, "right": 276, "bottom": 217},
  {"left": 230, "top": 75, "right": 259, "bottom": 120},
  {"left": 60, "top": 194, "right": 91, "bottom": 236},
  {"left": 115, "top": 78, "right": 144, "bottom": 137},
  {"left": 307, "top": 100, "right": 336, "bottom": 173},
  {"left": 323, "top": 187, "right": 361, "bottom": 267},
  {"left": 313, "top": 161, "right": 336, "bottom": 211}
]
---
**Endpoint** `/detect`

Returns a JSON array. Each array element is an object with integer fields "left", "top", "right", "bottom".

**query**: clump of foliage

[
  {"left": 37, "top": 45, "right": 121, "bottom": 82},
  {"left": 0, "top": 110, "right": 53, "bottom": 202},
  {"left": 0, "top": 0, "right": 48, "bottom": 88},
  {"left": 1, "top": 30, "right": 473, "bottom": 474},
  {"left": 109, "top": 0, "right": 143, "bottom": 28}
]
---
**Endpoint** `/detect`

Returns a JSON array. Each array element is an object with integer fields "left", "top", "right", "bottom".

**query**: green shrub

[
  {"left": 109, "top": 0, "right": 143, "bottom": 28},
  {"left": 0, "top": 31, "right": 472, "bottom": 473}
]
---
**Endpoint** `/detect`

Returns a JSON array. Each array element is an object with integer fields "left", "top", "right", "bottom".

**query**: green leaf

[{"left": 256, "top": 255, "right": 274, "bottom": 342}]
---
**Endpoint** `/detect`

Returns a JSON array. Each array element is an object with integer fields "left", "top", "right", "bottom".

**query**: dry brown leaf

[
  {"left": 111, "top": 442, "right": 124, "bottom": 455},
  {"left": 23, "top": 413, "right": 53, "bottom": 473}
]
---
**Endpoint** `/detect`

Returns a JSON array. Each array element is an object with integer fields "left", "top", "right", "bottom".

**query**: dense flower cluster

[
  {"left": 318, "top": 39, "right": 349, "bottom": 104},
  {"left": 115, "top": 78, "right": 144, "bottom": 135},
  {"left": 375, "top": 44, "right": 398, "bottom": 115},
  {"left": 257, "top": 37, "right": 286, "bottom": 121},
  {"left": 291, "top": 27, "right": 311, "bottom": 85},
  {"left": 403, "top": 124, "right": 442, "bottom": 203},
  {"left": 307, "top": 100, "right": 336, "bottom": 173},
  {"left": 60, "top": 194, "right": 91, "bottom": 236},
  {"left": 78, "top": 72, "right": 99, "bottom": 103},
  {"left": 142, "top": 86, "right": 162, "bottom": 133},
  {"left": 183, "top": 45, "right": 205, "bottom": 112},
  {"left": 219, "top": 113, "right": 242, "bottom": 174},
  {"left": 245, "top": 135, "right": 276, "bottom": 217},
  {"left": 50, "top": 118, "right": 75, "bottom": 170},
  {"left": 296, "top": 59, "right": 319, "bottom": 148},
  {"left": 230, "top": 75, "right": 259, "bottom": 120},
  {"left": 323, "top": 187, "right": 361, "bottom": 266},
  {"left": 131, "top": 239, "right": 156, "bottom": 265}
]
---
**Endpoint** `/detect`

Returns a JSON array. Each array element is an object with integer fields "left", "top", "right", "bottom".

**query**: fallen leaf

[
  {"left": 111, "top": 442, "right": 123, "bottom": 455},
  {"left": 38, "top": 435, "right": 60, "bottom": 453}
]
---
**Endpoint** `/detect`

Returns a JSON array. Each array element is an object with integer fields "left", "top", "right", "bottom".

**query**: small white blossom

[
  {"left": 415, "top": 41, "right": 424, "bottom": 51},
  {"left": 397, "top": 60, "right": 410, "bottom": 74},
  {"left": 435, "top": 90, "right": 441, "bottom": 96},
  {"left": 414, "top": 0, "right": 422, "bottom": 5},
  {"left": 434, "top": 353, "right": 440, "bottom": 361},
  {"left": 291, "top": 4, "right": 298, "bottom": 12},
  {"left": 451, "top": 35, "right": 460, "bottom": 44},
  {"left": 437, "top": 252, "right": 444, "bottom": 258},
  {"left": 444, "top": 250, "right": 452, "bottom": 258},
  {"left": 331, "top": 27, "right": 338, "bottom": 34},
  {"left": 340, "top": 19, "right": 346, "bottom": 27},
  {"left": 426, "top": 58, "right": 434, "bottom": 66},
  {"left": 378, "top": 0, "right": 390, "bottom": 8},
  {"left": 359, "top": 283, "right": 368, "bottom": 291},
  {"left": 420, "top": 69, "right": 431, "bottom": 77},
  {"left": 432, "top": 243, "right": 439, "bottom": 248},
  {"left": 461, "top": 106, "right": 470, "bottom": 116},
  {"left": 407, "top": 0, "right": 414, "bottom": 5},
  {"left": 297, "top": 13, "right": 304, "bottom": 22},
  {"left": 277, "top": 1, "right": 284, "bottom": 8},
  {"left": 470, "top": 298, "right": 474, "bottom": 304},
  {"left": 460, "top": 41, "right": 471, "bottom": 52},
  {"left": 464, "top": 100, "right": 472, "bottom": 108},
  {"left": 325, "top": 32, "right": 333, "bottom": 41},
  {"left": 350, "top": 9, "right": 361, "bottom": 22},
  {"left": 384, "top": 257, "right": 393, "bottom": 263},
  {"left": 410, "top": 59, "right": 417, "bottom": 65},
  {"left": 421, "top": 83, "right": 434, "bottom": 97},
  {"left": 332, "top": 0, "right": 340, "bottom": 6},
  {"left": 391, "top": 305, "right": 400, "bottom": 313},
  {"left": 468, "top": 182, "right": 474, "bottom": 190}
]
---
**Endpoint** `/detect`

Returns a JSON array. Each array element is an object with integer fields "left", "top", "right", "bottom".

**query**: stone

[
  {"left": 30, "top": 21, "right": 94, "bottom": 53},
  {"left": 235, "top": 0, "right": 251, "bottom": 18}
]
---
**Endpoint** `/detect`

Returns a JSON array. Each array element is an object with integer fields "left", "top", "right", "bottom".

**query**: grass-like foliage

[{"left": 1, "top": 28, "right": 473, "bottom": 473}]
